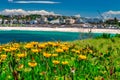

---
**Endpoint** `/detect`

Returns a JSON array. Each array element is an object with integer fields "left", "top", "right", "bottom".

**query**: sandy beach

[{"left": 0, "top": 27, "right": 120, "bottom": 34}]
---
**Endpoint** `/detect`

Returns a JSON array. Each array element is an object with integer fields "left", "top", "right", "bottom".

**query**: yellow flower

[
  {"left": 47, "top": 42, "right": 53, "bottom": 45},
  {"left": 52, "top": 54, "right": 58, "bottom": 57},
  {"left": 10, "top": 47, "right": 17, "bottom": 51},
  {"left": 52, "top": 60, "right": 60, "bottom": 65},
  {"left": 63, "top": 42, "right": 68, "bottom": 45},
  {"left": 17, "top": 53, "right": 27, "bottom": 58},
  {"left": 31, "top": 49, "right": 40, "bottom": 53},
  {"left": 38, "top": 44, "right": 46, "bottom": 49},
  {"left": 18, "top": 64, "right": 24, "bottom": 69},
  {"left": 78, "top": 55, "right": 87, "bottom": 60},
  {"left": 62, "top": 61, "right": 68, "bottom": 65},
  {"left": 75, "top": 50, "right": 80, "bottom": 54},
  {"left": 89, "top": 50, "right": 93, "bottom": 54},
  {"left": 28, "top": 62, "right": 37, "bottom": 67},
  {"left": 30, "top": 41, "right": 39, "bottom": 45},
  {"left": 24, "top": 44, "right": 33, "bottom": 49},
  {"left": 52, "top": 43, "right": 60, "bottom": 47},
  {"left": 0, "top": 54, "right": 7, "bottom": 60},
  {"left": 12, "top": 43, "right": 20, "bottom": 48},
  {"left": 43, "top": 52, "right": 51, "bottom": 58},
  {"left": 62, "top": 46, "right": 69, "bottom": 51},
  {"left": 3, "top": 48, "right": 11, "bottom": 52},
  {"left": 56, "top": 48, "right": 64, "bottom": 53},
  {"left": 71, "top": 49, "right": 76, "bottom": 52}
]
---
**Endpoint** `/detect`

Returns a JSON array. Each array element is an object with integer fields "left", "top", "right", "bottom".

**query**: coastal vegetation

[{"left": 0, "top": 36, "right": 120, "bottom": 80}]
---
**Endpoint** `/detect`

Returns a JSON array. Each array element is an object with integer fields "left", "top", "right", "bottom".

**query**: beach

[{"left": 0, "top": 27, "right": 120, "bottom": 34}]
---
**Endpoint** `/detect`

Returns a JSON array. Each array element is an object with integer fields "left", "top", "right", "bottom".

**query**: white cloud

[
  {"left": 74, "top": 14, "right": 81, "bottom": 18},
  {"left": 102, "top": 10, "right": 120, "bottom": 19},
  {"left": 13, "top": 1, "right": 60, "bottom": 4},
  {"left": 0, "top": 9, "right": 60, "bottom": 15}
]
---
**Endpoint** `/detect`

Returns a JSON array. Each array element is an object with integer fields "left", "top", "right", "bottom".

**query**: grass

[{"left": 0, "top": 37, "right": 120, "bottom": 80}]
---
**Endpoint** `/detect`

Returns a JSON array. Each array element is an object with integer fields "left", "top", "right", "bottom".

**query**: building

[
  {"left": 59, "top": 17, "right": 66, "bottom": 24},
  {"left": 86, "top": 18, "right": 103, "bottom": 23},
  {"left": 65, "top": 18, "right": 75, "bottom": 24},
  {"left": 30, "top": 20, "right": 38, "bottom": 24},
  {"left": 39, "top": 16, "right": 48, "bottom": 24},
  {"left": 75, "top": 18, "right": 85, "bottom": 24},
  {"left": 49, "top": 19, "right": 60, "bottom": 24},
  {"left": 3, "top": 19, "right": 8, "bottom": 24}
]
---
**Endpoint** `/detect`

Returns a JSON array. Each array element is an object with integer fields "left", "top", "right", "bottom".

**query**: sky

[{"left": 0, "top": 0, "right": 120, "bottom": 17}]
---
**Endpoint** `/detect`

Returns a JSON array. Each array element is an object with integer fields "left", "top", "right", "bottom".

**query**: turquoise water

[{"left": 0, "top": 30, "right": 107, "bottom": 43}]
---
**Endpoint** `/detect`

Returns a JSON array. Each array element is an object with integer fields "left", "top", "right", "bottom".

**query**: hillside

[{"left": 0, "top": 37, "right": 120, "bottom": 80}]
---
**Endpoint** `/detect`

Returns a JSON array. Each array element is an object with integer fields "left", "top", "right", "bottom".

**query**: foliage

[
  {"left": 95, "top": 33, "right": 120, "bottom": 39},
  {"left": 95, "top": 33, "right": 111, "bottom": 39},
  {"left": 114, "top": 34, "right": 120, "bottom": 38},
  {"left": 0, "top": 38, "right": 120, "bottom": 80}
]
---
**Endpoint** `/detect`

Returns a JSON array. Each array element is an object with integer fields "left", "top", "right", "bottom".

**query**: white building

[
  {"left": 13, "top": 19, "right": 18, "bottom": 24},
  {"left": 30, "top": 20, "right": 38, "bottom": 24},
  {"left": 4, "top": 19, "right": 8, "bottom": 24},
  {"left": 65, "top": 18, "right": 75, "bottom": 24},
  {"left": 18, "top": 19, "right": 23, "bottom": 24},
  {"left": 75, "top": 18, "right": 85, "bottom": 23},
  {"left": 49, "top": 19, "right": 60, "bottom": 24},
  {"left": 38, "top": 16, "right": 48, "bottom": 24}
]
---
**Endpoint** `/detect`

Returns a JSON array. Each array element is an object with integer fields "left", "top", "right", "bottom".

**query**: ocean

[{"left": 0, "top": 30, "right": 104, "bottom": 43}]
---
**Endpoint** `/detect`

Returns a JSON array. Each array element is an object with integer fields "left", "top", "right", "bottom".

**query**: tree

[{"left": 114, "top": 17, "right": 118, "bottom": 24}]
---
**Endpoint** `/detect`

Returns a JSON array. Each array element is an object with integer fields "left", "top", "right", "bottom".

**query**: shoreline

[{"left": 0, "top": 27, "right": 120, "bottom": 34}]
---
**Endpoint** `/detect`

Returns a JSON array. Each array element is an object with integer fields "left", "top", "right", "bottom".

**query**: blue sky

[{"left": 0, "top": 0, "right": 120, "bottom": 17}]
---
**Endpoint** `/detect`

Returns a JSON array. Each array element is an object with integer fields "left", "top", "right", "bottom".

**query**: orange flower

[
  {"left": 62, "top": 61, "right": 68, "bottom": 65},
  {"left": 28, "top": 62, "right": 37, "bottom": 67},
  {"left": 52, "top": 60, "right": 60, "bottom": 65},
  {"left": 0, "top": 46, "right": 3, "bottom": 52},
  {"left": 0, "top": 46, "right": 3, "bottom": 48},
  {"left": 78, "top": 55, "right": 87, "bottom": 60}
]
